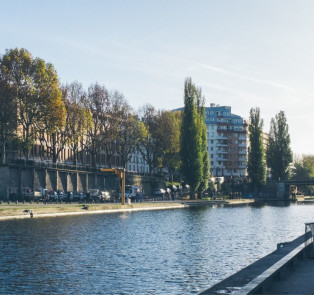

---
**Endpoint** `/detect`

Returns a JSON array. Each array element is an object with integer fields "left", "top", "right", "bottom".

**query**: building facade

[
  {"left": 126, "top": 149, "right": 149, "bottom": 174},
  {"left": 205, "top": 104, "right": 247, "bottom": 178}
]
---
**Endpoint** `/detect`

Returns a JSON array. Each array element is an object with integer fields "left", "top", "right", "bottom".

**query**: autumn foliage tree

[
  {"left": 155, "top": 110, "right": 182, "bottom": 182},
  {"left": 0, "top": 48, "right": 66, "bottom": 159}
]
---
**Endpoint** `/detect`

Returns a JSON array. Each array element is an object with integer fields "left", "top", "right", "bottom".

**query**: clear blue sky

[{"left": 1, "top": 0, "right": 314, "bottom": 155}]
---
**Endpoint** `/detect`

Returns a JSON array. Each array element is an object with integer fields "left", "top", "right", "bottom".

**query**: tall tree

[
  {"left": 102, "top": 91, "right": 130, "bottom": 168},
  {"left": 195, "top": 92, "right": 210, "bottom": 197},
  {"left": 110, "top": 93, "right": 138, "bottom": 168},
  {"left": 247, "top": 107, "right": 266, "bottom": 194},
  {"left": 0, "top": 48, "right": 64, "bottom": 158},
  {"left": 180, "top": 78, "right": 204, "bottom": 199},
  {"left": 292, "top": 155, "right": 314, "bottom": 180},
  {"left": 0, "top": 76, "right": 17, "bottom": 164},
  {"left": 267, "top": 110, "right": 293, "bottom": 181},
  {"left": 137, "top": 104, "right": 160, "bottom": 175},
  {"left": 198, "top": 109, "right": 210, "bottom": 197},
  {"left": 155, "top": 110, "right": 182, "bottom": 182},
  {"left": 62, "top": 82, "right": 92, "bottom": 165},
  {"left": 83, "top": 83, "right": 109, "bottom": 167}
]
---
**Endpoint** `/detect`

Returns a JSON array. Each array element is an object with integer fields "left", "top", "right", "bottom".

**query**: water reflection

[{"left": 1, "top": 204, "right": 314, "bottom": 294}]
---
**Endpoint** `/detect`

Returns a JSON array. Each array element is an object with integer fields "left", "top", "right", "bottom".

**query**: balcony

[
  {"left": 217, "top": 150, "right": 228, "bottom": 154},
  {"left": 216, "top": 157, "right": 228, "bottom": 161}
]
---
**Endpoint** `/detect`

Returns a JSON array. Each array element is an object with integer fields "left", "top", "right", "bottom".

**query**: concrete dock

[
  {"left": 199, "top": 230, "right": 314, "bottom": 295},
  {"left": 263, "top": 256, "right": 314, "bottom": 294}
]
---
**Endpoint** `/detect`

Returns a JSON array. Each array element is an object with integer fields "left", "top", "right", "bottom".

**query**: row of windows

[
  {"left": 128, "top": 164, "right": 149, "bottom": 173},
  {"left": 130, "top": 155, "right": 145, "bottom": 164}
]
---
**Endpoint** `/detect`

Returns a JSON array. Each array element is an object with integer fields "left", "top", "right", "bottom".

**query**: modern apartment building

[{"left": 205, "top": 104, "right": 247, "bottom": 178}]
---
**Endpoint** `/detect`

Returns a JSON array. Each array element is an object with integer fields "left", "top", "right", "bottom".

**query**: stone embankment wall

[{"left": 0, "top": 165, "right": 165, "bottom": 200}]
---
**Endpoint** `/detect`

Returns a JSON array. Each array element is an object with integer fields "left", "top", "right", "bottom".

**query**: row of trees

[
  {"left": 247, "top": 108, "right": 293, "bottom": 193},
  {"left": 0, "top": 48, "right": 182, "bottom": 176},
  {"left": 2, "top": 48, "right": 311, "bottom": 198}
]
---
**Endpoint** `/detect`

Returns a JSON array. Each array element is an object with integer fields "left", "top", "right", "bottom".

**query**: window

[{"left": 211, "top": 147, "right": 213, "bottom": 151}]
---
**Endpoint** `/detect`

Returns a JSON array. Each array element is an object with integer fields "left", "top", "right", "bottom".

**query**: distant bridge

[
  {"left": 284, "top": 179, "right": 314, "bottom": 186},
  {"left": 277, "top": 179, "right": 314, "bottom": 199}
]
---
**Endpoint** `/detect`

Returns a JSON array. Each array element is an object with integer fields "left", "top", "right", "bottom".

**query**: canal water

[{"left": 1, "top": 204, "right": 314, "bottom": 294}]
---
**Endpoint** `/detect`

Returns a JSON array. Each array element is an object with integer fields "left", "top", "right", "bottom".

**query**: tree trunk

[
  {"left": 73, "top": 150, "right": 77, "bottom": 165},
  {"left": 91, "top": 153, "right": 96, "bottom": 168},
  {"left": 52, "top": 136, "right": 57, "bottom": 163},
  {"left": 190, "top": 188, "right": 195, "bottom": 200},
  {"left": 1, "top": 143, "right": 6, "bottom": 165}
]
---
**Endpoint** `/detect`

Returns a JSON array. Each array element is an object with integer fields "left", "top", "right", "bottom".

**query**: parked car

[
  {"left": 48, "top": 191, "right": 59, "bottom": 202},
  {"left": 99, "top": 191, "right": 110, "bottom": 202},
  {"left": 154, "top": 189, "right": 166, "bottom": 196},
  {"left": 167, "top": 185, "right": 177, "bottom": 192},
  {"left": 73, "top": 192, "right": 85, "bottom": 202}
]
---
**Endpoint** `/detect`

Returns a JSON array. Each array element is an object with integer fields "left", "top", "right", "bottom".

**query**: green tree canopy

[
  {"left": 155, "top": 110, "right": 182, "bottom": 182},
  {"left": 266, "top": 110, "right": 293, "bottom": 181},
  {"left": 136, "top": 104, "right": 161, "bottom": 175},
  {"left": 247, "top": 107, "right": 266, "bottom": 193},
  {"left": 292, "top": 155, "right": 314, "bottom": 180},
  {"left": 180, "top": 77, "right": 208, "bottom": 199}
]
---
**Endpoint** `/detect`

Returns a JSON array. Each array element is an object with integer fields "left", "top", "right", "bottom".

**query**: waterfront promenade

[
  {"left": 200, "top": 230, "right": 314, "bottom": 295},
  {"left": 263, "top": 256, "right": 314, "bottom": 294},
  {"left": 0, "top": 199, "right": 254, "bottom": 220}
]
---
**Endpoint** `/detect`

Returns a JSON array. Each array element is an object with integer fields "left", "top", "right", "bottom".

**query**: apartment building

[
  {"left": 205, "top": 104, "right": 247, "bottom": 178},
  {"left": 127, "top": 149, "right": 149, "bottom": 174}
]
